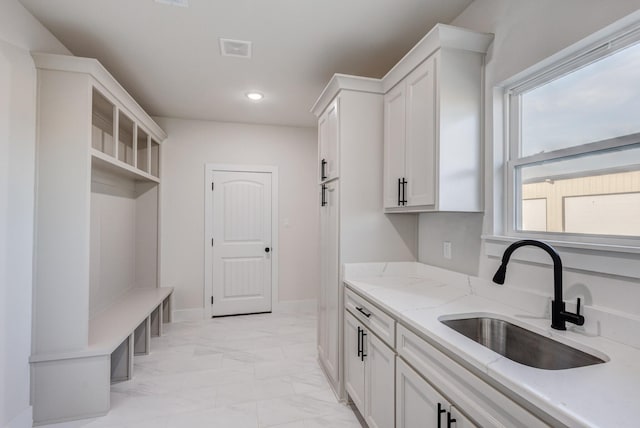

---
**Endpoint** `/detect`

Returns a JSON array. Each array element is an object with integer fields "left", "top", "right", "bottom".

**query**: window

[{"left": 506, "top": 29, "right": 640, "bottom": 244}]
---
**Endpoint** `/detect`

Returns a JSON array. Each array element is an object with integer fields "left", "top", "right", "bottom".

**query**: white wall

[
  {"left": 419, "top": 0, "right": 640, "bottom": 315},
  {"left": 0, "top": 2, "right": 70, "bottom": 427},
  {"left": 90, "top": 191, "right": 136, "bottom": 317},
  {"left": 155, "top": 117, "right": 319, "bottom": 315}
]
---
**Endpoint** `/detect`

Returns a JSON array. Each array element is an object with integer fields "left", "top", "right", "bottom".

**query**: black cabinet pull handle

[
  {"left": 397, "top": 178, "right": 401, "bottom": 206},
  {"left": 401, "top": 177, "right": 408, "bottom": 205},
  {"left": 437, "top": 403, "right": 446, "bottom": 428},
  {"left": 447, "top": 411, "right": 456, "bottom": 428},
  {"left": 356, "top": 307, "right": 371, "bottom": 318},
  {"left": 321, "top": 184, "right": 327, "bottom": 207},
  {"left": 357, "top": 326, "right": 362, "bottom": 358},
  {"left": 360, "top": 330, "right": 367, "bottom": 361},
  {"left": 265, "top": 247, "right": 270, "bottom": 253},
  {"left": 321, "top": 158, "right": 327, "bottom": 180}
]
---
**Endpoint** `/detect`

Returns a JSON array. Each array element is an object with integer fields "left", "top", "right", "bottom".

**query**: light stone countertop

[{"left": 343, "top": 262, "right": 640, "bottom": 428}]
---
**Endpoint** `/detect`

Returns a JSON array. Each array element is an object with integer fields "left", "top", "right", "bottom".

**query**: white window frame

[{"left": 484, "top": 13, "right": 640, "bottom": 278}]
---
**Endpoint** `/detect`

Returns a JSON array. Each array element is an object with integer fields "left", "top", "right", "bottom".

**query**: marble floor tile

[{"left": 37, "top": 311, "right": 362, "bottom": 428}]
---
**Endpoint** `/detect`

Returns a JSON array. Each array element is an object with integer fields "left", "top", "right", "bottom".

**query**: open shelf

[
  {"left": 150, "top": 139, "right": 160, "bottom": 178},
  {"left": 91, "top": 87, "right": 160, "bottom": 180},
  {"left": 137, "top": 128, "right": 149, "bottom": 173},
  {"left": 91, "top": 149, "right": 160, "bottom": 184},
  {"left": 92, "top": 88, "right": 115, "bottom": 157},
  {"left": 118, "top": 111, "right": 135, "bottom": 167}
]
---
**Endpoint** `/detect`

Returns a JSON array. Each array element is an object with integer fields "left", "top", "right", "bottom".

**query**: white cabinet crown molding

[
  {"left": 31, "top": 52, "right": 167, "bottom": 142},
  {"left": 311, "top": 24, "right": 494, "bottom": 118},
  {"left": 382, "top": 23, "right": 493, "bottom": 93},
  {"left": 311, "top": 73, "right": 383, "bottom": 117}
]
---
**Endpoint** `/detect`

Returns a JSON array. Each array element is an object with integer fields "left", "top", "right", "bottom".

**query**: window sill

[{"left": 483, "top": 235, "right": 640, "bottom": 279}]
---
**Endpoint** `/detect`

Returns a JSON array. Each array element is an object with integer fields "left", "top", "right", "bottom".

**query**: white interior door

[{"left": 211, "top": 170, "right": 272, "bottom": 316}]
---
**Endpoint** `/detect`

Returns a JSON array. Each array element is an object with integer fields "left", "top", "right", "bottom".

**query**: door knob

[{"left": 265, "top": 247, "right": 271, "bottom": 253}]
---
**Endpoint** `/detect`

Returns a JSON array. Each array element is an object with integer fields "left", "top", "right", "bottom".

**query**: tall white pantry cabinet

[
  {"left": 312, "top": 77, "right": 418, "bottom": 398},
  {"left": 313, "top": 23, "right": 493, "bottom": 410},
  {"left": 30, "top": 53, "right": 172, "bottom": 425}
]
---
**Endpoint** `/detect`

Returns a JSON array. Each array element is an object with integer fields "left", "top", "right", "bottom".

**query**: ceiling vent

[
  {"left": 219, "top": 38, "right": 252, "bottom": 59},
  {"left": 154, "top": 0, "right": 189, "bottom": 7}
]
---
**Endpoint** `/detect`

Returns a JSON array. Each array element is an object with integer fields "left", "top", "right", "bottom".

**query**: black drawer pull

[
  {"left": 447, "top": 411, "right": 456, "bottom": 428},
  {"left": 360, "top": 330, "right": 367, "bottom": 361},
  {"left": 437, "top": 403, "right": 446, "bottom": 428},
  {"left": 321, "top": 184, "right": 327, "bottom": 207},
  {"left": 356, "top": 307, "right": 371, "bottom": 318},
  {"left": 401, "top": 177, "right": 407, "bottom": 205}
]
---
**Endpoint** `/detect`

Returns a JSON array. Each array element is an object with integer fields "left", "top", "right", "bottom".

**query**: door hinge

[
  {"left": 211, "top": 296, "right": 214, "bottom": 304},
  {"left": 211, "top": 182, "right": 214, "bottom": 191}
]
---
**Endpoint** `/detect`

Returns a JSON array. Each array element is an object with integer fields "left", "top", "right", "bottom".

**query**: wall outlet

[{"left": 443, "top": 241, "right": 452, "bottom": 260}]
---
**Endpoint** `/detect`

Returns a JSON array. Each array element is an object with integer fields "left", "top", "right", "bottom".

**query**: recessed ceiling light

[{"left": 246, "top": 92, "right": 264, "bottom": 101}]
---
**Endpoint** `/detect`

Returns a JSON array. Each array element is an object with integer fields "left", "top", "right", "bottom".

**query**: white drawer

[
  {"left": 345, "top": 287, "right": 395, "bottom": 348},
  {"left": 397, "top": 324, "right": 551, "bottom": 428}
]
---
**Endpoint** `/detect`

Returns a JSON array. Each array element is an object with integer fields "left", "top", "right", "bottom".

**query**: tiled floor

[{"left": 40, "top": 310, "right": 362, "bottom": 428}]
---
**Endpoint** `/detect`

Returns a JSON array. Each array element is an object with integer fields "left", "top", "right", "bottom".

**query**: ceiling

[{"left": 20, "top": 0, "right": 473, "bottom": 127}]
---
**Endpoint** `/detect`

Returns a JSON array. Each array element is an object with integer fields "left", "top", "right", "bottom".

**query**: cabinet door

[
  {"left": 405, "top": 56, "right": 437, "bottom": 207},
  {"left": 449, "top": 405, "right": 478, "bottom": 428},
  {"left": 318, "top": 108, "right": 329, "bottom": 183},
  {"left": 365, "top": 331, "right": 395, "bottom": 428},
  {"left": 319, "top": 180, "right": 340, "bottom": 386},
  {"left": 345, "top": 312, "right": 366, "bottom": 415},
  {"left": 397, "top": 357, "right": 448, "bottom": 428},
  {"left": 383, "top": 84, "right": 406, "bottom": 208},
  {"left": 318, "top": 98, "right": 339, "bottom": 182},
  {"left": 317, "top": 188, "right": 327, "bottom": 365}
]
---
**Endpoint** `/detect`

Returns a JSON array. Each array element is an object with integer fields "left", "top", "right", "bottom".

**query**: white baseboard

[
  {"left": 5, "top": 406, "right": 32, "bottom": 428},
  {"left": 171, "top": 308, "right": 204, "bottom": 322},
  {"left": 171, "top": 299, "right": 317, "bottom": 322},
  {"left": 273, "top": 299, "right": 317, "bottom": 314}
]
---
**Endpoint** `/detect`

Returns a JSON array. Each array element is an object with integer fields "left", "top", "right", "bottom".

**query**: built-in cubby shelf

[
  {"left": 31, "top": 52, "right": 169, "bottom": 426},
  {"left": 91, "top": 87, "right": 160, "bottom": 179},
  {"left": 91, "top": 149, "right": 160, "bottom": 184}
]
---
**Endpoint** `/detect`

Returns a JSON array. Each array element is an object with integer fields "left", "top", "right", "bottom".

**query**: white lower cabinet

[
  {"left": 344, "top": 286, "right": 552, "bottom": 428},
  {"left": 345, "top": 311, "right": 395, "bottom": 428},
  {"left": 345, "top": 312, "right": 366, "bottom": 412},
  {"left": 318, "top": 180, "right": 340, "bottom": 389},
  {"left": 396, "top": 357, "right": 475, "bottom": 428},
  {"left": 396, "top": 324, "right": 549, "bottom": 428},
  {"left": 365, "top": 331, "right": 395, "bottom": 428}
]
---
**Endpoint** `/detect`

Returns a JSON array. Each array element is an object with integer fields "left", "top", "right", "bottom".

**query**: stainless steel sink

[{"left": 441, "top": 317, "right": 605, "bottom": 370}]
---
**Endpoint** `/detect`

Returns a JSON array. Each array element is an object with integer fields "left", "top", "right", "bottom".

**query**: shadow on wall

[{"left": 418, "top": 212, "right": 484, "bottom": 275}]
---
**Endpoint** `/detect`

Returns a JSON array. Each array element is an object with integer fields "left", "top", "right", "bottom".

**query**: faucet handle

[
  {"left": 571, "top": 297, "right": 585, "bottom": 326},
  {"left": 576, "top": 297, "right": 581, "bottom": 316}
]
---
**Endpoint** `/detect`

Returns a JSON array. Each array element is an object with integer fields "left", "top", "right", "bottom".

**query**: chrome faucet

[{"left": 492, "top": 239, "right": 585, "bottom": 331}]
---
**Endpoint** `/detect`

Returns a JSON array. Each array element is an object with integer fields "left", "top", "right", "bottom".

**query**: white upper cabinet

[
  {"left": 383, "top": 83, "right": 406, "bottom": 208},
  {"left": 405, "top": 56, "right": 437, "bottom": 207},
  {"left": 382, "top": 25, "right": 493, "bottom": 212},
  {"left": 318, "top": 98, "right": 339, "bottom": 183},
  {"left": 384, "top": 57, "right": 437, "bottom": 208}
]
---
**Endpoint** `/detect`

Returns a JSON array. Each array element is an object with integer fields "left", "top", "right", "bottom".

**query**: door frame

[{"left": 204, "top": 163, "right": 279, "bottom": 318}]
